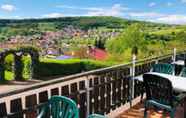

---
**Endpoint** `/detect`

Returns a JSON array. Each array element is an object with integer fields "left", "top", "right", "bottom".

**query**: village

[{"left": 0, "top": 26, "right": 120, "bottom": 60}]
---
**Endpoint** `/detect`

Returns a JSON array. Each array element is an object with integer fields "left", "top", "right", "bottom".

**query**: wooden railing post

[
  {"left": 132, "top": 55, "right": 136, "bottom": 99},
  {"left": 173, "top": 48, "right": 176, "bottom": 62},
  {"left": 129, "top": 54, "right": 136, "bottom": 107},
  {"left": 184, "top": 50, "right": 186, "bottom": 60},
  {"left": 85, "top": 77, "right": 90, "bottom": 117},
  {"left": 155, "top": 57, "right": 159, "bottom": 64}
]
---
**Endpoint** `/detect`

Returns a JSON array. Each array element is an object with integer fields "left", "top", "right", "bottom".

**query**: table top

[
  {"left": 172, "top": 60, "right": 185, "bottom": 66},
  {"left": 135, "top": 72, "right": 186, "bottom": 92}
]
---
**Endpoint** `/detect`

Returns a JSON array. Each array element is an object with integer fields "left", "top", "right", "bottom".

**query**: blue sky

[{"left": 0, "top": 0, "right": 186, "bottom": 24}]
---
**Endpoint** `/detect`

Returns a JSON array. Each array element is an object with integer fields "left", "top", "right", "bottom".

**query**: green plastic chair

[
  {"left": 88, "top": 114, "right": 107, "bottom": 118},
  {"left": 151, "top": 63, "right": 174, "bottom": 75},
  {"left": 179, "top": 67, "right": 186, "bottom": 77},
  {"left": 37, "top": 96, "right": 79, "bottom": 118},
  {"left": 143, "top": 74, "right": 186, "bottom": 118}
]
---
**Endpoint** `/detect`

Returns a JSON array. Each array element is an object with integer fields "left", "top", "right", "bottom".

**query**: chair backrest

[
  {"left": 88, "top": 114, "right": 107, "bottom": 118},
  {"left": 143, "top": 73, "right": 173, "bottom": 107},
  {"left": 151, "top": 63, "right": 174, "bottom": 75},
  {"left": 38, "top": 96, "right": 79, "bottom": 118},
  {"left": 180, "top": 67, "right": 186, "bottom": 77}
]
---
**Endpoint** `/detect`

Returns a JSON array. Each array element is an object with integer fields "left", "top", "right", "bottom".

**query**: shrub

[
  {"left": 3, "top": 56, "right": 110, "bottom": 80},
  {"left": 81, "top": 59, "right": 110, "bottom": 70},
  {"left": 35, "top": 59, "right": 84, "bottom": 79},
  {"left": 35, "top": 58, "right": 109, "bottom": 79},
  {"left": 5, "top": 71, "right": 14, "bottom": 81},
  {"left": 4, "top": 54, "right": 14, "bottom": 71},
  {"left": 22, "top": 55, "right": 32, "bottom": 80}
]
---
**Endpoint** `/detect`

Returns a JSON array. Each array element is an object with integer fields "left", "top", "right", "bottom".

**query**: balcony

[
  {"left": 0, "top": 51, "right": 186, "bottom": 118},
  {"left": 119, "top": 100, "right": 184, "bottom": 118}
]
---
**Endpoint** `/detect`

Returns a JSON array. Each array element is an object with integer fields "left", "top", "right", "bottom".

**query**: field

[{"left": 0, "top": 16, "right": 186, "bottom": 75}]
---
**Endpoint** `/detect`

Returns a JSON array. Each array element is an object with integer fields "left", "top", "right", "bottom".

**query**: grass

[
  {"left": 5, "top": 70, "right": 14, "bottom": 81},
  {"left": 40, "top": 58, "right": 82, "bottom": 64},
  {"left": 150, "top": 27, "right": 184, "bottom": 35}
]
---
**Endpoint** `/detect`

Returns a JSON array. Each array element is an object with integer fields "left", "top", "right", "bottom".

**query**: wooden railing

[{"left": 0, "top": 50, "right": 186, "bottom": 118}]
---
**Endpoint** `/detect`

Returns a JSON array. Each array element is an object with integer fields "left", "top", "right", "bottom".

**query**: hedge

[
  {"left": 35, "top": 59, "right": 110, "bottom": 79},
  {"left": 35, "top": 59, "right": 84, "bottom": 79},
  {"left": 4, "top": 54, "right": 14, "bottom": 71},
  {"left": 3, "top": 57, "right": 110, "bottom": 80},
  {"left": 81, "top": 59, "right": 110, "bottom": 70},
  {"left": 0, "top": 46, "right": 39, "bottom": 81}
]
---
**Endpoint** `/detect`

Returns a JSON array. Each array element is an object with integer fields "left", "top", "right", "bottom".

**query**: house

[{"left": 89, "top": 47, "right": 108, "bottom": 60}]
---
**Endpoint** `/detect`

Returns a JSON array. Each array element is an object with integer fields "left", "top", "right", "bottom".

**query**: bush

[
  {"left": 4, "top": 56, "right": 110, "bottom": 80},
  {"left": 4, "top": 54, "right": 14, "bottom": 71},
  {"left": 35, "top": 58, "right": 110, "bottom": 79},
  {"left": 5, "top": 71, "right": 14, "bottom": 81},
  {"left": 81, "top": 59, "right": 110, "bottom": 70},
  {"left": 22, "top": 55, "right": 32, "bottom": 80},
  {"left": 35, "top": 59, "right": 84, "bottom": 79}
]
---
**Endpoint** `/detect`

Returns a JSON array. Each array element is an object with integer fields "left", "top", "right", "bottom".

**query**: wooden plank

[
  {"left": 10, "top": 98, "right": 23, "bottom": 118},
  {"left": 25, "top": 94, "right": 37, "bottom": 118},
  {"left": 111, "top": 71, "right": 117, "bottom": 110},
  {"left": 105, "top": 73, "right": 111, "bottom": 113},
  {"left": 51, "top": 88, "right": 59, "bottom": 96},
  {"left": 93, "top": 77, "right": 99, "bottom": 113},
  {"left": 100, "top": 74, "right": 106, "bottom": 114},
  {"left": 79, "top": 80, "right": 86, "bottom": 118},
  {"left": 0, "top": 102, "right": 7, "bottom": 117},
  {"left": 61, "top": 85, "right": 69, "bottom": 97}
]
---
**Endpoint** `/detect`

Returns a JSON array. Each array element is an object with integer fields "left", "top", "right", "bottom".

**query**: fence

[{"left": 0, "top": 49, "right": 185, "bottom": 118}]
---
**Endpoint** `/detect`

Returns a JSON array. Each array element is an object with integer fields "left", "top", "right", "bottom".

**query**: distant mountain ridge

[
  {"left": 0, "top": 16, "right": 176, "bottom": 42},
  {"left": 0, "top": 16, "right": 171, "bottom": 30}
]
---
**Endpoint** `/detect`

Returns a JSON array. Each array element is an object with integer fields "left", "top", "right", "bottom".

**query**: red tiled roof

[{"left": 89, "top": 48, "right": 107, "bottom": 60}]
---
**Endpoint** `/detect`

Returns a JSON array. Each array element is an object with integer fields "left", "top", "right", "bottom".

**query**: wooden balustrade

[{"left": 0, "top": 51, "right": 186, "bottom": 118}]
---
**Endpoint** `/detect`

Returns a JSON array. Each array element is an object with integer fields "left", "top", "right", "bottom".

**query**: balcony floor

[
  {"left": 0, "top": 79, "right": 42, "bottom": 94},
  {"left": 118, "top": 101, "right": 184, "bottom": 118}
]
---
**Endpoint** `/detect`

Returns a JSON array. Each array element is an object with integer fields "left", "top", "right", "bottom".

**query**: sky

[{"left": 0, "top": 0, "right": 186, "bottom": 24}]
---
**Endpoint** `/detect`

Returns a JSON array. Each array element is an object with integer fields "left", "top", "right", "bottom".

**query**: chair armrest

[
  {"left": 37, "top": 103, "right": 48, "bottom": 118},
  {"left": 37, "top": 108, "right": 45, "bottom": 118},
  {"left": 174, "top": 93, "right": 186, "bottom": 103}
]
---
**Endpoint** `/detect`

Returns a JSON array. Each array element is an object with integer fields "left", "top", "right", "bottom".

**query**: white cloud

[
  {"left": 57, "top": 5, "right": 104, "bottom": 11},
  {"left": 152, "top": 15, "right": 186, "bottom": 24},
  {"left": 148, "top": 2, "right": 156, "bottom": 7},
  {"left": 57, "top": 4, "right": 128, "bottom": 17},
  {"left": 167, "top": 2, "right": 173, "bottom": 6},
  {"left": 1, "top": 4, "right": 16, "bottom": 12},
  {"left": 87, "top": 4, "right": 126, "bottom": 16},
  {"left": 0, "top": 15, "right": 21, "bottom": 19},
  {"left": 128, "top": 11, "right": 186, "bottom": 24},
  {"left": 128, "top": 12, "right": 164, "bottom": 18},
  {"left": 57, "top": 4, "right": 128, "bottom": 11},
  {"left": 181, "top": 0, "right": 186, "bottom": 3},
  {"left": 43, "top": 13, "right": 64, "bottom": 18}
]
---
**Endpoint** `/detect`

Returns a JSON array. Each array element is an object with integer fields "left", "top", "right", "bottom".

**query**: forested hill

[
  {"left": 0, "top": 16, "right": 126, "bottom": 29},
  {"left": 0, "top": 16, "right": 170, "bottom": 30},
  {"left": 0, "top": 16, "right": 174, "bottom": 42}
]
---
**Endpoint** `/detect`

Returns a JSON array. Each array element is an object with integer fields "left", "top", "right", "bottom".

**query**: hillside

[
  {"left": 0, "top": 16, "right": 177, "bottom": 42},
  {"left": 0, "top": 16, "right": 128, "bottom": 29},
  {"left": 0, "top": 16, "right": 170, "bottom": 29}
]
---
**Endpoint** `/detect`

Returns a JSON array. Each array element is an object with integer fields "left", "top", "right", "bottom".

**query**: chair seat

[
  {"left": 145, "top": 100, "right": 172, "bottom": 111},
  {"left": 37, "top": 96, "right": 79, "bottom": 118},
  {"left": 151, "top": 63, "right": 174, "bottom": 75},
  {"left": 143, "top": 73, "right": 186, "bottom": 118},
  {"left": 179, "top": 67, "right": 186, "bottom": 77}
]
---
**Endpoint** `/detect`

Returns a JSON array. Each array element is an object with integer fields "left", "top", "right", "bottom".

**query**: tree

[
  {"left": 175, "top": 31, "right": 186, "bottom": 44},
  {"left": 106, "top": 23, "right": 147, "bottom": 55},
  {"left": 95, "top": 39, "right": 106, "bottom": 49}
]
